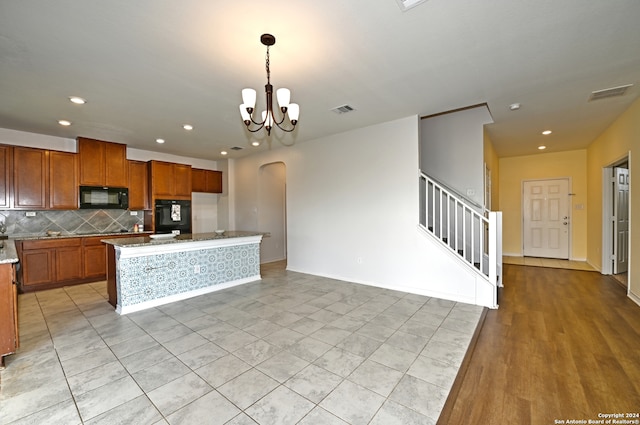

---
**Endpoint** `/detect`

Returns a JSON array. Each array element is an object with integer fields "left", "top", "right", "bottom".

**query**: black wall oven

[{"left": 155, "top": 199, "right": 192, "bottom": 234}]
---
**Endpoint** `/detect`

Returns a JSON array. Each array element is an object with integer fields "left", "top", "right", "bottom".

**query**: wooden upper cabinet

[
  {"left": 128, "top": 160, "right": 149, "bottom": 210},
  {"left": 0, "top": 145, "right": 11, "bottom": 208},
  {"left": 191, "top": 169, "right": 206, "bottom": 193},
  {"left": 8, "top": 146, "right": 78, "bottom": 210},
  {"left": 208, "top": 170, "right": 222, "bottom": 193},
  {"left": 78, "top": 138, "right": 127, "bottom": 187},
  {"left": 174, "top": 164, "right": 192, "bottom": 197},
  {"left": 149, "top": 160, "right": 174, "bottom": 198},
  {"left": 78, "top": 138, "right": 104, "bottom": 186},
  {"left": 12, "top": 147, "right": 48, "bottom": 209},
  {"left": 105, "top": 141, "right": 128, "bottom": 187},
  {"left": 49, "top": 151, "right": 78, "bottom": 209},
  {"left": 192, "top": 168, "right": 222, "bottom": 193},
  {"left": 149, "top": 160, "right": 191, "bottom": 200}
]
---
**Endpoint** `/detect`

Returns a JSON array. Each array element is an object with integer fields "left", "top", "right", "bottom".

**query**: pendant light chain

[{"left": 265, "top": 46, "right": 271, "bottom": 86}]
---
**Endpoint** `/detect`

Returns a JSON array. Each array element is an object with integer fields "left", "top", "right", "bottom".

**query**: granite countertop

[
  {"left": 15, "top": 231, "right": 151, "bottom": 241},
  {"left": 0, "top": 231, "right": 262, "bottom": 263},
  {"left": 0, "top": 232, "right": 149, "bottom": 264},
  {"left": 102, "top": 231, "right": 264, "bottom": 248},
  {"left": 0, "top": 240, "right": 19, "bottom": 264}
]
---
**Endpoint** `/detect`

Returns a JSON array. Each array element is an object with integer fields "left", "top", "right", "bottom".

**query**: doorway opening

[
  {"left": 522, "top": 178, "right": 571, "bottom": 259},
  {"left": 602, "top": 155, "right": 630, "bottom": 290},
  {"left": 258, "top": 162, "right": 287, "bottom": 265}
]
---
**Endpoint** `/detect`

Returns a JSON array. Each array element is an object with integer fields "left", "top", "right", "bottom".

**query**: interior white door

[
  {"left": 522, "top": 179, "right": 570, "bottom": 259},
  {"left": 613, "top": 167, "right": 629, "bottom": 274}
]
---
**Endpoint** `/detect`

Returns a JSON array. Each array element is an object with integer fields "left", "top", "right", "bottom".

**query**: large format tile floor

[{"left": 0, "top": 262, "right": 483, "bottom": 425}]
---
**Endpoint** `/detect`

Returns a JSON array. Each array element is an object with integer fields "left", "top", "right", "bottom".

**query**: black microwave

[{"left": 79, "top": 186, "right": 129, "bottom": 209}]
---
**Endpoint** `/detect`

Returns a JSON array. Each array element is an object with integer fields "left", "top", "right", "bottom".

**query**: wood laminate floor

[{"left": 439, "top": 264, "right": 640, "bottom": 425}]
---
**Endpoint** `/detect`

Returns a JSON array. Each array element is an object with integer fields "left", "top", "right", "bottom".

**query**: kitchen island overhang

[{"left": 102, "top": 232, "right": 264, "bottom": 315}]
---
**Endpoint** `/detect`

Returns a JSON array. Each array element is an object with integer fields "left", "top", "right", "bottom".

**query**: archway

[{"left": 258, "top": 162, "right": 287, "bottom": 264}]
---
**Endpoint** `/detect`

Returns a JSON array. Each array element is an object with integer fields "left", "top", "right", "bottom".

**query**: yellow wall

[
  {"left": 484, "top": 129, "right": 500, "bottom": 210},
  {"left": 587, "top": 97, "right": 640, "bottom": 301},
  {"left": 499, "top": 150, "right": 588, "bottom": 259}
]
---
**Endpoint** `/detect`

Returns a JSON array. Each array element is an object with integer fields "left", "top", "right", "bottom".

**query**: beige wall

[
  {"left": 587, "top": 97, "right": 640, "bottom": 302},
  {"left": 499, "top": 150, "right": 588, "bottom": 259},
  {"left": 484, "top": 129, "right": 500, "bottom": 210}
]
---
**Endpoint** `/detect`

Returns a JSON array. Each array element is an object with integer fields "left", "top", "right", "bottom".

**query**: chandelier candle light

[{"left": 239, "top": 34, "right": 299, "bottom": 135}]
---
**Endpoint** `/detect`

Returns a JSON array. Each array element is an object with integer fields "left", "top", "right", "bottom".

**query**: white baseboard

[{"left": 628, "top": 290, "right": 640, "bottom": 308}]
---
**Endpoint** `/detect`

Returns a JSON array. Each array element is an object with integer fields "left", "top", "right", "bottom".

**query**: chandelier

[{"left": 239, "top": 34, "right": 299, "bottom": 135}]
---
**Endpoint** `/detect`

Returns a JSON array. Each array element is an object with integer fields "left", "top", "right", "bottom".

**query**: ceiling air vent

[
  {"left": 230, "top": 146, "right": 243, "bottom": 151},
  {"left": 331, "top": 104, "right": 356, "bottom": 115},
  {"left": 588, "top": 84, "right": 633, "bottom": 102},
  {"left": 395, "top": 0, "right": 429, "bottom": 12}
]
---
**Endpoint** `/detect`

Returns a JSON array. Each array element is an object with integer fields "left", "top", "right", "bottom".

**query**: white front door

[
  {"left": 613, "top": 167, "right": 629, "bottom": 274},
  {"left": 522, "top": 179, "right": 570, "bottom": 259}
]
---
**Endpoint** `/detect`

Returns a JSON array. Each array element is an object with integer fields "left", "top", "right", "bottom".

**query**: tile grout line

[{"left": 6, "top": 270, "right": 483, "bottom": 425}]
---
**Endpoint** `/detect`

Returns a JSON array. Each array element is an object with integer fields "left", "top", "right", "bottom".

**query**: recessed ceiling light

[
  {"left": 538, "top": 145, "right": 546, "bottom": 150},
  {"left": 183, "top": 124, "right": 193, "bottom": 131},
  {"left": 156, "top": 138, "right": 165, "bottom": 144},
  {"left": 542, "top": 130, "right": 552, "bottom": 135},
  {"left": 509, "top": 103, "right": 521, "bottom": 111},
  {"left": 58, "top": 120, "right": 71, "bottom": 126},
  {"left": 251, "top": 141, "right": 260, "bottom": 147},
  {"left": 69, "top": 96, "right": 86, "bottom": 105},
  {"left": 221, "top": 151, "right": 228, "bottom": 156}
]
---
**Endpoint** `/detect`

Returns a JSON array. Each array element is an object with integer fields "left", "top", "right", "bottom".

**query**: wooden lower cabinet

[
  {"left": 83, "top": 237, "right": 108, "bottom": 280},
  {"left": 18, "top": 238, "right": 82, "bottom": 291},
  {"left": 0, "top": 263, "right": 18, "bottom": 369},
  {"left": 16, "top": 235, "right": 133, "bottom": 292},
  {"left": 107, "top": 244, "right": 117, "bottom": 307},
  {"left": 56, "top": 245, "right": 83, "bottom": 281},
  {"left": 20, "top": 249, "right": 55, "bottom": 287}
]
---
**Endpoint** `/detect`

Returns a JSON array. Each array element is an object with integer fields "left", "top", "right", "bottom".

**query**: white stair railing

[{"left": 419, "top": 172, "right": 502, "bottom": 292}]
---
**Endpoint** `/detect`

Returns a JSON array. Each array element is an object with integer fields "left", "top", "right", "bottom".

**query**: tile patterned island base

[{"left": 102, "top": 232, "right": 264, "bottom": 315}]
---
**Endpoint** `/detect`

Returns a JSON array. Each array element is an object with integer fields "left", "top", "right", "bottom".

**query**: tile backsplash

[{"left": 0, "top": 209, "right": 144, "bottom": 237}]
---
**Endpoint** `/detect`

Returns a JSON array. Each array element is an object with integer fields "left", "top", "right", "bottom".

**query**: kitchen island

[{"left": 102, "top": 231, "right": 263, "bottom": 314}]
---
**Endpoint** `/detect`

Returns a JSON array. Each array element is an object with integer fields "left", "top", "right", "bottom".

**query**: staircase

[{"left": 419, "top": 172, "right": 502, "bottom": 308}]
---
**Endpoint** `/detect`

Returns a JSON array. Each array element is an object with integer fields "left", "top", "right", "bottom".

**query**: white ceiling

[{"left": 1, "top": 1, "right": 639, "bottom": 160}]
